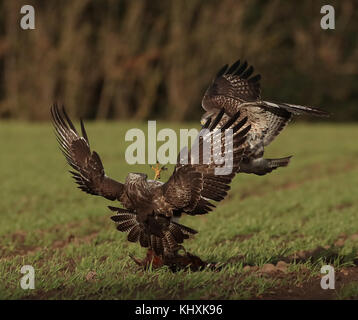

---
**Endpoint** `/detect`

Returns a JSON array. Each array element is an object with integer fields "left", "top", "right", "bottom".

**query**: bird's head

[{"left": 125, "top": 172, "right": 148, "bottom": 184}]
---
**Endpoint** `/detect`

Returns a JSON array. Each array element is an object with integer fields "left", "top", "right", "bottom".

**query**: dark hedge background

[{"left": 0, "top": 0, "right": 357, "bottom": 121}]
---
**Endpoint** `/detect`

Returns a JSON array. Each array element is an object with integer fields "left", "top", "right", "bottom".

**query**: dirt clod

[
  {"left": 335, "top": 238, "right": 345, "bottom": 247},
  {"left": 243, "top": 266, "right": 251, "bottom": 272},
  {"left": 85, "top": 271, "right": 97, "bottom": 282},
  {"left": 276, "top": 261, "right": 288, "bottom": 272},
  {"left": 261, "top": 264, "right": 277, "bottom": 274}
]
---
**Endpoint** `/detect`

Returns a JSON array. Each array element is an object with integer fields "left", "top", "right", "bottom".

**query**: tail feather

[
  {"left": 139, "top": 232, "right": 150, "bottom": 248},
  {"left": 111, "top": 213, "right": 137, "bottom": 223},
  {"left": 266, "top": 156, "right": 292, "bottom": 169},
  {"left": 240, "top": 156, "right": 292, "bottom": 176},
  {"left": 151, "top": 235, "right": 164, "bottom": 256},
  {"left": 109, "top": 206, "right": 197, "bottom": 256},
  {"left": 127, "top": 225, "right": 141, "bottom": 242},
  {"left": 172, "top": 221, "right": 198, "bottom": 236},
  {"left": 108, "top": 206, "right": 133, "bottom": 214},
  {"left": 263, "top": 101, "right": 330, "bottom": 117},
  {"left": 115, "top": 219, "right": 138, "bottom": 232},
  {"left": 169, "top": 223, "right": 187, "bottom": 243}
]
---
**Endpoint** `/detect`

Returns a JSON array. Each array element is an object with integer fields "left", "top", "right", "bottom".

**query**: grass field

[{"left": 1, "top": 120, "right": 358, "bottom": 299}]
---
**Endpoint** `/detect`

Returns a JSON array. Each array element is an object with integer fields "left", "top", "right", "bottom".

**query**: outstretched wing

[
  {"left": 162, "top": 166, "right": 203, "bottom": 212},
  {"left": 51, "top": 104, "right": 124, "bottom": 201},
  {"left": 202, "top": 59, "right": 261, "bottom": 115},
  {"left": 201, "top": 59, "right": 328, "bottom": 153},
  {"left": 202, "top": 59, "right": 329, "bottom": 119},
  {"left": 163, "top": 109, "right": 250, "bottom": 215}
]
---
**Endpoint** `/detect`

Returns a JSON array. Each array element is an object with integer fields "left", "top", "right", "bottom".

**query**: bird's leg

[
  {"left": 152, "top": 163, "right": 161, "bottom": 180},
  {"left": 129, "top": 249, "right": 164, "bottom": 269},
  {"left": 129, "top": 253, "right": 143, "bottom": 266},
  {"left": 150, "top": 162, "right": 167, "bottom": 180},
  {"left": 146, "top": 249, "right": 164, "bottom": 268}
]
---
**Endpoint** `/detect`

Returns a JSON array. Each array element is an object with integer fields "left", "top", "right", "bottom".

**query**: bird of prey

[
  {"left": 51, "top": 104, "right": 250, "bottom": 269},
  {"left": 201, "top": 59, "right": 329, "bottom": 176}
]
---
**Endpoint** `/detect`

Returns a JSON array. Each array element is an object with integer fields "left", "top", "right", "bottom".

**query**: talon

[
  {"left": 176, "top": 245, "right": 187, "bottom": 256},
  {"left": 129, "top": 253, "right": 143, "bottom": 266},
  {"left": 151, "top": 162, "right": 167, "bottom": 180},
  {"left": 129, "top": 250, "right": 164, "bottom": 269}
]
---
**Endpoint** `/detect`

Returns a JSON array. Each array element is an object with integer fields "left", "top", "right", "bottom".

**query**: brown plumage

[
  {"left": 201, "top": 59, "right": 330, "bottom": 175},
  {"left": 51, "top": 104, "right": 250, "bottom": 260}
]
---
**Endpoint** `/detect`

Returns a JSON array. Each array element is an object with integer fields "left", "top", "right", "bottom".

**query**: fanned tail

[
  {"left": 109, "top": 206, "right": 197, "bottom": 256},
  {"left": 264, "top": 156, "right": 292, "bottom": 172},
  {"left": 239, "top": 156, "right": 292, "bottom": 176}
]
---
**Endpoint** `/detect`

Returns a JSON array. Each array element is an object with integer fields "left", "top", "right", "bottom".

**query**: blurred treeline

[{"left": 0, "top": 0, "right": 357, "bottom": 121}]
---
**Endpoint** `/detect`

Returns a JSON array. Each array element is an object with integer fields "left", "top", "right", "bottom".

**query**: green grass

[
  {"left": 337, "top": 282, "right": 358, "bottom": 300},
  {"left": 1, "top": 120, "right": 358, "bottom": 299}
]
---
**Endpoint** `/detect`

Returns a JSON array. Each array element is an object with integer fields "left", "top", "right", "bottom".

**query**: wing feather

[
  {"left": 164, "top": 110, "right": 250, "bottom": 215},
  {"left": 202, "top": 59, "right": 261, "bottom": 114},
  {"left": 51, "top": 104, "right": 124, "bottom": 200}
]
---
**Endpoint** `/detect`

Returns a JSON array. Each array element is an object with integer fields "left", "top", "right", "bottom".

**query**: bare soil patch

[{"left": 259, "top": 267, "right": 358, "bottom": 300}]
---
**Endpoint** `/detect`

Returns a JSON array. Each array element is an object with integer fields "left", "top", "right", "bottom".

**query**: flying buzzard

[
  {"left": 51, "top": 104, "right": 250, "bottom": 268},
  {"left": 201, "top": 59, "right": 329, "bottom": 176}
]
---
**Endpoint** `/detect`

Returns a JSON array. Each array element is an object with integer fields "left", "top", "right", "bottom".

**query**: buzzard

[
  {"left": 51, "top": 104, "right": 250, "bottom": 268},
  {"left": 201, "top": 59, "right": 330, "bottom": 176}
]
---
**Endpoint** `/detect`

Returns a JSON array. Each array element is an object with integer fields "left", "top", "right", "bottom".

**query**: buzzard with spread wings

[
  {"left": 201, "top": 59, "right": 329, "bottom": 176},
  {"left": 51, "top": 104, "right": 250, "bottom": 266}
]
